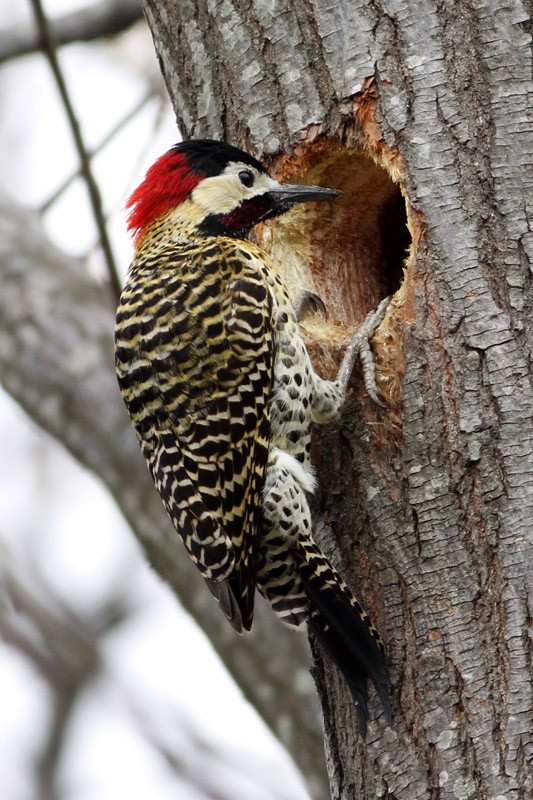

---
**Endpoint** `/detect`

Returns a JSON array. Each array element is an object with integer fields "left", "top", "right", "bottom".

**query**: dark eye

[{"left": 238, "top": 169, "right": 254, "bottom": 188}]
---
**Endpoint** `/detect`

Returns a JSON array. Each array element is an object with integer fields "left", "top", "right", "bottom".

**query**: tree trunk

[{"left": 144, "top": 0, "right": 533, "bottom": 798}]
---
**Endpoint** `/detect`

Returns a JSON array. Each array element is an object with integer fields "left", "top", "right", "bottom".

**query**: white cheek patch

[
  {"left": 192, "top": 175, "right": 246, "bottom": 214},
  {"left": 191, "top": 166, "right": 278, "bottom": 216}
]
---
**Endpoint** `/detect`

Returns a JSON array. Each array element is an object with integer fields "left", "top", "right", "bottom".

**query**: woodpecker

[{"left": 115, "top": 139, "right": 391, "bottom": 732}]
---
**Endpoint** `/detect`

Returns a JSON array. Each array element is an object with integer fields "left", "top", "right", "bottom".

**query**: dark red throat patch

[
  {"left": 218, "top": 195, "right": 273, "bottom": 233},
  {"left": 126, "top": 150, "right": 205, "bottom": 245}
]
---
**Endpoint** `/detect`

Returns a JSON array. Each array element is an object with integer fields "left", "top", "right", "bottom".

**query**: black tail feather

[
  {"left": 308, "top": 611, "right": 370, "bottom": 735},
  {"left": 299, "top": 560, "right": 392, "bottom": 732}
]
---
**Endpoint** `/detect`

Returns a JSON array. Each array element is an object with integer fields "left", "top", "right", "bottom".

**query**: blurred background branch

[
  {"left": 30, "top": 0, "right": 122, "bottom": 301},
  {"left": 0, "top": 0, "right": 143, "bottom": 64},
  {"left": 0, "top": 559, "right": 126, "bottom": 800}
]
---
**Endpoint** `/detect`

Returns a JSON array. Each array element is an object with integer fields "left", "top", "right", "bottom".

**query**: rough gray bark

[
  {"left": 142, "top": 0, "right": 533, "bottom": 798},
  {"left": 0, "top": 197, "right": 326, "bottom": 799}
]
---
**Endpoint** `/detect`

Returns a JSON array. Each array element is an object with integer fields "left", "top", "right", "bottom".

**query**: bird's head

[{"left": 126, "top": 139, "right": 340, "bottom": 246}]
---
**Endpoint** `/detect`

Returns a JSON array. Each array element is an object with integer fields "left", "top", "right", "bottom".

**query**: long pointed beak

[{"left": 268, "top": 183, "right": 342, "bottom": 209}]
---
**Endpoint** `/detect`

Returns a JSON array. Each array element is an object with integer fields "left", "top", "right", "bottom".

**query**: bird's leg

[
  {"left": 258, "top": 450, "right": 314, "bottom": 627},
  {"left": 336, "top": 295, "right": 392, "bottom": 407},
  {"left": 293, "top": 290, "right": 327, "bottom": 322}
]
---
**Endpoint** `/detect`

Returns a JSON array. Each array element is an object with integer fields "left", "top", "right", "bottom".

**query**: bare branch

[
  {"left": 29, "top": 0, "right": 122, "bottom": 303},
  {"left": 0, "top": 560, "right": 129, "bottom": 800},
  {"left": 0, "top": 0, "right": 143, "bottom": 64}
]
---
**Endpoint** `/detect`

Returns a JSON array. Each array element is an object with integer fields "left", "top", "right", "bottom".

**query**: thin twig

[
  {"left": 30, "top": 0, "right": 122, "bottom": 303},
  {"left": 80, "top": 91, "right": 170, "bottom": 266},
  {"left": 40, "top": 87, "right": 157, "bottom": 214}
]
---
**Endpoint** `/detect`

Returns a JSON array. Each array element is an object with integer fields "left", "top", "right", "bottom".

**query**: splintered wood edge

[{"left": 253, "top": 132, "right": 424, "bottom": 441}]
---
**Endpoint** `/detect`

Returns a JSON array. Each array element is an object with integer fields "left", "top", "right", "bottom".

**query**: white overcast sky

[{"left": 0, "top": 2, "right": 311, "bottom": 798}]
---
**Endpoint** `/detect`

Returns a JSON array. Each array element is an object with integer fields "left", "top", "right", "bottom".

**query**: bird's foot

[
  {"left": 293, "top": 290, "right": 327, "bottom": 322},
  {"left": 336, "top": 296, "right": 392, "bottom": 406}
]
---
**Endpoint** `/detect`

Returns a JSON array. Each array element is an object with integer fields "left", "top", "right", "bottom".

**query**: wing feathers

[{"left": 119, "top": 241, "right": 274, "bottom": 628}]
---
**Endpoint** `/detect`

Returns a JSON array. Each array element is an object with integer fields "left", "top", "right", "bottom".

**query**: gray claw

[{"left": 336, "top": 295, "right": 392, "bottom": 405}]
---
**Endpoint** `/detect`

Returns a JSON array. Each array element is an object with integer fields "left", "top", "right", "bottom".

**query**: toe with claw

[{"left": 336, "top": 296, "right": 392, "bottom": 407}]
